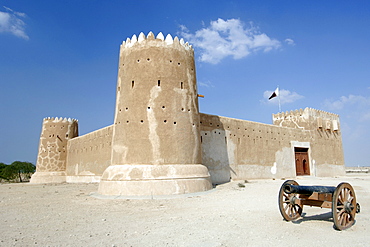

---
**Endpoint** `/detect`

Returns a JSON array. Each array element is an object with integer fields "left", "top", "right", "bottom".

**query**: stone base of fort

[
  {"left": 30, "top": 171, "right": 67, "bottom": 184},
  {"left": 98, "top": 164, "right": 212, "bottom": 196}
]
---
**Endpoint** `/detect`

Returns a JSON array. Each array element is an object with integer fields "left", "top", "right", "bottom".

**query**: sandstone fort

[{"left": 30, "top": 32, "right": 345, "bottom": 196}]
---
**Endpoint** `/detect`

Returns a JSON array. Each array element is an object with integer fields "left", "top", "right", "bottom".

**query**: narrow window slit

[
  {"left": 158, "top": 80, "right": 161, "bottom": 87},
  {"left": 131, "top": 81, "right": 134, "bottom": 88},
  {"left": 181, "top": 82, "right": 183, "bottom": 89}
]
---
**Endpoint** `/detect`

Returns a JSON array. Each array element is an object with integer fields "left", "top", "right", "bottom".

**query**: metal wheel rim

[
  {"left": 279, "top": 180, "right": 303, "bottom": 221},
  {"left": 332, "top": 182, "right": 357, "bottom": 230}
]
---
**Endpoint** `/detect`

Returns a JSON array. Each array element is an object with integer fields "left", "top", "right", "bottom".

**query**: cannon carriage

[{"left": 278, "top": 180, "right": 360, "bottom": 230}]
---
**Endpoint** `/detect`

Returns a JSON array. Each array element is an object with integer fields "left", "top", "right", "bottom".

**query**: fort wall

[
  {"left": 66, "top": 125, "right": 113, "bottom": 183},
  {"left": 201, "top": 107, "right": 345, "bottom": 184},
  {"left": 32, "top": 32, "right": 346, "bottom": 196},
  {"left": 273, "top": 108, "right": 345, "bottom": 177}
]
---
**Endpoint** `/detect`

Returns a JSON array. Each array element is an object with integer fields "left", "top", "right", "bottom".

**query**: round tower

[
  {"left": 98, "top": 32, "right": 212, "bottom": 196},
  {"left": 30, "top": 117, "right": 78, "bottom": 183}
]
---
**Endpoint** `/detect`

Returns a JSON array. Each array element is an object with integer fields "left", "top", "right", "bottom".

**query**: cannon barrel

[{"left": 284, "top": 184, "right": 336, "bottom": 195}]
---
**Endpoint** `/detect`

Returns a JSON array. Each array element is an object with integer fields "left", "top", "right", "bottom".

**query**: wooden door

[{"left": 295, "top": 149, "right": 310, "bottom": 176}]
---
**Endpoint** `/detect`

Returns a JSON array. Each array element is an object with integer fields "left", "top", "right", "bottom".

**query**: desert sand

[{"left": 1, "top": 175, "right": 369, "bottom": 247}]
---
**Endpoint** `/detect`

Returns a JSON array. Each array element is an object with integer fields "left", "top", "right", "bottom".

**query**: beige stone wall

[
  {"left": 273, "top": 108, "right": 345, "bottom": 176},
  {"left": 34, "top": 117, "right": 78, "bottom": 173},
  {"left": 66, "top": 125, "right": 113, "bottom": 182},
  {"left": 30, "top": 117, "right": 78, "bottom": 184},
  {"left": 305, "top": 128, "right": 345, "bottom": 177},
  {"left": 200, "top": 107, "right": 345, "bottom": 184}
]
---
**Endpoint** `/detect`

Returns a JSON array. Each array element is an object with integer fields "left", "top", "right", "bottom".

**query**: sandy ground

[{"left": 1, "top": 175, "right": 369, "bottom": 247}]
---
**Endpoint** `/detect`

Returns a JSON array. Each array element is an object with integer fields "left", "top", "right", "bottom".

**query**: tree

[
  {"left": 0, "top": 163, "right": 7, "bottom": 180},
  {"left": 1, "top": 161, "right": 36, "bottom": 182},
  {"left": 1, "top": 163, "right": 17, "bottom": 181}
]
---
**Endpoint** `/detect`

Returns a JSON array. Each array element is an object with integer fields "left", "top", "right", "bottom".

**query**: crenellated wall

[
  {"left": 272, "top": 108, "right": 344, "bottom": 176},
  {"left": 272, "top": 108, "right": 340, "bottom": 131},
  {"left": 66, "top": 125, "right": 113, "bottom": 183},
  {"left": 200, "top": 107, "right": 345, "bottom": 184}
]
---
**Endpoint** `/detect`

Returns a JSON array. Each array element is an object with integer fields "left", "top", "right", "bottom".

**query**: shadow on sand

[
  {"left": 292, "top": 212, "right": 333, "bottom": 224},
  {"left": 291, "top": 212, "right": 357, "bottom": 230}
]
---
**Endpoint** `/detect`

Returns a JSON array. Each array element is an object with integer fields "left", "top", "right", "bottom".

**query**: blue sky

[{"left": 1, "top": 0, "right": 369, "bottom": 166}]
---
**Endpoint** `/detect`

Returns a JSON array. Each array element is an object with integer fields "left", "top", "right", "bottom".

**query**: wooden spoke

[
  {"left": 332, "top": 183, "right": 357, "bottom": 230},
  {"left": 279, "top": 180, "right": 303, "bottom": 221}
]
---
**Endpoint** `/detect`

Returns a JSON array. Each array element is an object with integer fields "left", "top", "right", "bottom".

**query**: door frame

[
  {"left": 295, "top": 148, "right": 310, "bottom": 175},
  {"left": 291, "top": 141, "right": 312, "bottom": 176}
]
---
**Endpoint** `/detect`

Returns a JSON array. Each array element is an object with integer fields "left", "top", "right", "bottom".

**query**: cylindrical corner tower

[
  {"left": 30, "top": 117, "right": 78, "bottom": 183},
  {"left": 98, "top": 32, "right": 212, "bottom": 196}
]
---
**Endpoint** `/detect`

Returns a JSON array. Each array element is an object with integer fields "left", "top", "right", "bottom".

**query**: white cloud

[
  {"left": 323, "top": 94, "right": 370, "bottom": 122},
  {"left": 0, "top": 6, "right": 29, "bottom": 40},
  {"left": 3, "top": 6, "right": 26, "bottom": 18},
  {"left": 285, "top": 38, "right": 295, "bottom": 46},
  {"left": 323, "top": 94, "right": 370, "bottom": 111},
  {"left": 263, "top": 88, "right": 304, "bottom": 105},
  {"left": 180, "top": 18, "right": 281, "bottom": 64},
  {"left": 198, "top": 80, "right": 214, "bottom": 88}
]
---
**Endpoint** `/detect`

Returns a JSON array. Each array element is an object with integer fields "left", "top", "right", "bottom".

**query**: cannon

[{"left": 278, "top": 180, "right": 360, "bottom": 230}]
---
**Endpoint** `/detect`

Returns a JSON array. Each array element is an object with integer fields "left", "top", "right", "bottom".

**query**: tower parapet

[
  {"left": 30, "top": 117, "right": 78, "bottom": 183},
  {"left": 98, "top": 32, "right": 212, "bottom": 196},
  {"left": 272, "top": 107, "right": 340, "bottom": 132}
]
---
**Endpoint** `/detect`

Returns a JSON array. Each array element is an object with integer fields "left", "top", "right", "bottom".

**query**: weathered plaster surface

[
  {"left": 200, "top": 108, "right": 345, "bottom": 181},
  {"left": 66, "top": 125, "right": 113, "bottom": 182}
]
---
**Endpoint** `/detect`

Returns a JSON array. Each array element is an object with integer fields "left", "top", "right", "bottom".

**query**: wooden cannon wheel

[
  {"left": 332, "top": 182, "right": 357, "bottom": 230},
  {"left": 278, "top": 180, "right": 303, "bottom": 221}
]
